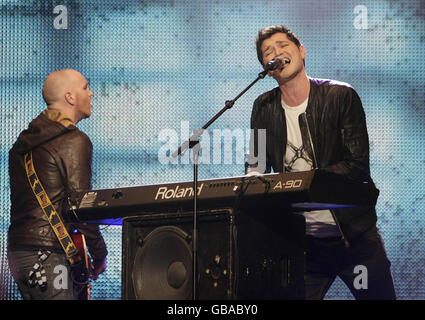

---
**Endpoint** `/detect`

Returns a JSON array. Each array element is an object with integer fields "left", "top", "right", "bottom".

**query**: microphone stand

[{"left": 172, "top": 67, "right": 271, "bottom": 300}]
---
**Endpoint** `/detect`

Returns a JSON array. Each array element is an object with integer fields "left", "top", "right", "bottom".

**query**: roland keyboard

[{"left": 66, "top": 169, "right": 378, "bottom": 223}]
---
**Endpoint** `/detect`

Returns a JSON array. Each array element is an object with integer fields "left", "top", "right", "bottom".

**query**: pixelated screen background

[{"left": 1, "top": 0, "right": 424, "bottom": 299}]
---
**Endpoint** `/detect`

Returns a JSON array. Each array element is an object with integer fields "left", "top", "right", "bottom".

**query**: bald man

[
  {"left": 42, "top": 69, "right": 94, "bottom": 122},
  {"left": 8, "top": 69, "right": 108, "bottom": 300}
]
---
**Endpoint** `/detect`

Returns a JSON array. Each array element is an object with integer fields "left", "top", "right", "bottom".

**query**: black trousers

[
  {"left": 8, "top": 249, "right": 78, "bottom": 300},
  {"left": 305, "top": 227, "right": 396, "bottom": 300}
]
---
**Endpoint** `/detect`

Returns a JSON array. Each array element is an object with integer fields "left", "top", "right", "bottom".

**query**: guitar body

[{"left": 71, "top": 232, "right": 92, "bottom": 300}]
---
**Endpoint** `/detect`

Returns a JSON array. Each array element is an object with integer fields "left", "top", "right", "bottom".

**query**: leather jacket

[
  {"left": 8, "top": 110, "right": 107, "bottom": 261},
  {"left": 246, "top": 78, "right": 378, "bottom": 245}
]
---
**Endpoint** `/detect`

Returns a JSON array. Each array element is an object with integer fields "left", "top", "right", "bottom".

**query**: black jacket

[
  {"left": 8, "top": 110, "right": 107, "bottom": 261},
  {"left": 246, "top": 78, "right": 378, "bottom": 244}
]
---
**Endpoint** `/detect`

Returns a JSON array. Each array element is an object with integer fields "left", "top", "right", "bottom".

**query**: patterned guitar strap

[{"left": 24, "top": 152, "right": 83, "bottom": 286}]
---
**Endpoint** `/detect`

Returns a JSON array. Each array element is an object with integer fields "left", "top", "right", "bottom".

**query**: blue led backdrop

[{"left": 1, "top": 0, "right": 424, "bottom": 299}]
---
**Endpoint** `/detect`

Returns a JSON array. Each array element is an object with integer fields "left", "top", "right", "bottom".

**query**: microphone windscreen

[{"left": 265, "top": 57, "right": 284, "bottom": 71}]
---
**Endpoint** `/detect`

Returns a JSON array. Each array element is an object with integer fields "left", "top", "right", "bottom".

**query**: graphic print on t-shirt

[{"left": 284, "top": 140, "right": 313, "bottom": 172}]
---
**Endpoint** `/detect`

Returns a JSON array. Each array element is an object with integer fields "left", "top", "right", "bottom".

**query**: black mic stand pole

[{"left": 172, "top": 67, "right": 270, "bottom": 300}]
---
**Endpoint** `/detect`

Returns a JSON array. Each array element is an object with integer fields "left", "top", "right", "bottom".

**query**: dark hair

[{"left": 255, "top": 25, "right": 302, "bottom": 66}]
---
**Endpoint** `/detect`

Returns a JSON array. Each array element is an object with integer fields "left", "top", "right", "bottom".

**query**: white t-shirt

[{"left": 282, "top": 96, "right": 340, "bottom": 238}]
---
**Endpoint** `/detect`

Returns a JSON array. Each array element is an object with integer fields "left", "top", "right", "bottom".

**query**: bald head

[
  {"left": 42, "top": 69, "right": 84, "bottom": 106},
  {"left": 42, "top": 69, "right": 94, "bottom": 124}
]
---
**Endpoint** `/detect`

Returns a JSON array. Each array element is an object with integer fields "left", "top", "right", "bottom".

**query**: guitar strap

[{"left": 24, "top": 151, "right": 82, "bottom": 266}]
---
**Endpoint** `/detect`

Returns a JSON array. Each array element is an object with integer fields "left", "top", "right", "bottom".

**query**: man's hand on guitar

[{"left": 91, "top": 258, "right": 107, "bottom": 280}]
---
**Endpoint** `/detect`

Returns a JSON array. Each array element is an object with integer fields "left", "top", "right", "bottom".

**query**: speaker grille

[{"left": 132, "top": 226, "right": 192, "bottom": 300}]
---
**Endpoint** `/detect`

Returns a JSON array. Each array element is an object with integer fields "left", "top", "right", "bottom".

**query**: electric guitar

[{"left": 71, "top": 232, "right": 92, "bottom": 300}]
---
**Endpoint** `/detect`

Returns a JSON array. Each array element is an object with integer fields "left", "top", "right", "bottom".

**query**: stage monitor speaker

[
  {"left": 122, "top": 208, "right": 305, "bottom": 300},
  {"left": 122, "top": 209, "right": 234, "bottom": 300}
]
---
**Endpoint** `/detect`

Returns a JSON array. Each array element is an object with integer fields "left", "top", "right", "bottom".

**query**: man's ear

[
  {"left": 64, "top": 91, "right": 74, "bottom": 105},
  {"left": 300, "top": 44, "right": 306, "bottom": 60}
]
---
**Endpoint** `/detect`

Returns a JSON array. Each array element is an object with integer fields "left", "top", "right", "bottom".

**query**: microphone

[{"left": 265, "top": 57, "right": 288, "bottom": 71}]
